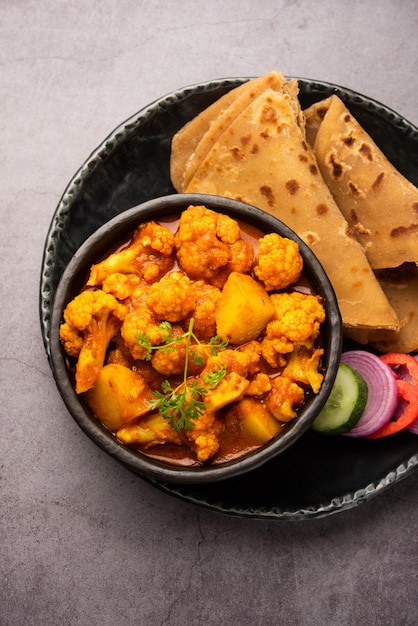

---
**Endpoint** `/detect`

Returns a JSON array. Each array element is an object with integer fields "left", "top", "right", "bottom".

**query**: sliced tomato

[{"left": 366, "top": 353, "right": 418, "bottom": 439}]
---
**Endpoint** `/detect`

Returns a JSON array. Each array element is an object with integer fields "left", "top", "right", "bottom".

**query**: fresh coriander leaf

[
  {"left": 146, "top": 317, "right": 229, "bottom": 432},
  {"left": 159, "top": 386, "right": 203, "bottom": 432},
  {"left": 148, "top": 395, "right": 161, "bottom": 411},
  {"left": 202, "top": 365, "right": 227, "bottom": 389},
  {"left": 161, "top": 380, "right": 173, "bottom": 394},
  {"left": 209, "top": 335, "right": 229, "bottom": 355},
  {"left": 159, "top": 320, "right": 173, "bottom": 337},
  {"left": 190, "top": 350, "right": 206, "bottom": 366},
  {"left": 189, "top": 380, "right": 208, "bottom": 400},
  {"left": 136, "top": 331, "right": 153, "bottom": 360}
]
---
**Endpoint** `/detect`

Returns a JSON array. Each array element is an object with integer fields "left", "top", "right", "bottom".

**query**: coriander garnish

[{"left": 138, "top": 318, "right": 228, "bottom": 432}]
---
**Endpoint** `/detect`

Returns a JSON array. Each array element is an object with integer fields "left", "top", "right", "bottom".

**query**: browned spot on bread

[
  {"left": 359, "top": 143, "right": 373, "bottom": 161},
  {"left": 285, "top": 179, "right": 300, "bottom": 195},
  {"left": 261, "top": 105, "right": 278, "bottom": 123},
  {"left": 344, "top": 114, "right": 351, "bottom": 122},
  {"left": 391, "top": 223, "right": 418, "bottom": 237},
  {"left": 305, "top": 232, "right": 318, "bottom": 245},
  {"left": 317, "top": 203, "right": 328, "bottom": 216},
  {"left": 230, "top": 146, "right": 244, "bottom": 160},
  {"left": 329, "top": 153, "right": 343, "bottom": 179},
  {"left": 301, "top": 140, "right": 308, "bottom": 151},
  {"left": 260, "top": 185, "right": 275, "bottom": 206},
  {"left": 342, "top": 135, "right": 355, "bottom": 147},
  {"left": 412, "top": 202, "right": 418, "bottom": 214},
  {"left": 299, "top": 154, "right": 308, "bottom": 162},
  {"left": 260, "top": 130, "right": 270, "bottom": 139},
  {"left": 317, "top": 107, "right": 328, "bottom": 120},
  {"left": 372, "top": 172, "right": 385, "bottom": 190},
  {"left": 351, "top": 209, "right": 358, "bottom": 223},
  {"left": 240, "top": 134, "right": 252, "bottom": 146},
  {"left": 251, "top": 144, "right": 259, "bottom": 154},
  {"left": 309, "top": 164, "right": 318, "bottom": 175},
  {"left": 348, "top": 181, "right": 361, "bottom": 196}
]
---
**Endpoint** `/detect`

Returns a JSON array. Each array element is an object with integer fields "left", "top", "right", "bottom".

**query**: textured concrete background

[{"left": 1, "top": 1, "right": 418, "bottom": 624}]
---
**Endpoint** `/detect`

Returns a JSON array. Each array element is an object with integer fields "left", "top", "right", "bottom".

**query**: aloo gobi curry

[{"left": 60, "top": 205, "right": 326, "bottom": 466}]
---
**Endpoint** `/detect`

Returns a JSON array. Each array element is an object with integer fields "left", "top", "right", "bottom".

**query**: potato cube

[
  {"left": 84, "top": 363, "right": 153, "bottom": 431},
  {"left": 234, "top": 397, "right": 283, "bottom": 443},
  {"left": 216, "top": 272, "right": 275, "bottom": 344}
]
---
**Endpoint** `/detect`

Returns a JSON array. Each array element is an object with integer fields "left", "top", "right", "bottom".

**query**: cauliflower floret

[
  {"left": 149, "top": 323, "right": 202, "bottom": 377},
  {"left": 260, "top": 338, "right": 289, "bottom": 368},
  {"left": 174, "top": 205, "right": 253, "bottom": 288},
  {"left": 87, "top": 221, "right": 175, "bottom": 286},
  {"left": 60, "top": 290, "right": 127, "bottom": 393},
  {"left": 116, "top": 412, "right": 182, "bottom": 448},
  {"left": 121, "top": 306, "right": 165, "bottom": 360},
  {"left": 260, "top": 292, "right": 325, "bottom": 367},
  {"left": 266, "top": 292, "right": 325, "bottom": 351},
  {"left": 203, "top": 371, "right": 250, "bottom": 413},
  {"left": 146, "top": 271, "right": 195, "bottom": 322},
  {"left": 282, "top": 340, "right": 324, "bottom": 394},
  {"left": 188, "top": 280, "right": 221, "bottom": 340},
  {"left": 205, "top": 348, "right": 252, "bottom": 378},
  {"left": 102, "top": 273, "right": 142, "bottom": 300},
  {"left": 185, "top": 411, "right": 223, "bottom": 462},
  {"left": 59, "top": 322, "right": 83, "bottom": 357},
  {"left": 215, "top": 239, "right": 255, "bottom": 286},
  {"left": 253, "top": 233, "right": 303, "bottom": 291},
  {"left": 175, "top": 206, "right": 229, "bottom": 282},
  {"left": 215, "top": 212, "right": 241, "bottom": 243},
  {"left": 155, "top": 343, "right": 209, "bottom": 378},
  {"left": 138, "top": 221, "right": 175, "bottom": 256},
  {"left": 151, "top": 347, "right": 185, "bottom": 377},
  {"left": 127, "top": 281, "right": 151, "bottom": 310},
  {"left": 265, "top": 375, "right": 305, "bottom": 422},
  {"left": 229, "top": 239, "right": 255, "bottom": 271},
  {"left": 238, "top": 340, "right": 262, "bottom": 376},
  {"left": 245, "top": 373, "right": 272, "bottom": 396}
]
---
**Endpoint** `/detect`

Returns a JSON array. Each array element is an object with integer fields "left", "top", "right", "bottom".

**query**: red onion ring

[{"left": 341, "top": 351, "right": 399, "bottom": 437}]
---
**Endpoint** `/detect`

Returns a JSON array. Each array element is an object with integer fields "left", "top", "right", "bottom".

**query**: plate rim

[
  {"left": 39, "top": 76, "right": 418, "bottom": 520},
  {"left": 143, "top": 450, "right": 418, "bottom": 520}
]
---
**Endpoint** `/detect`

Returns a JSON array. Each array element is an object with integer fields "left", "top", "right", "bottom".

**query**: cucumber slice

[{"left": 312, "top": 362, "right": 368, "bottom": 435}]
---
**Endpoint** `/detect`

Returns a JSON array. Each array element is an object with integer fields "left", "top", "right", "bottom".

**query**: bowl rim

[{"left": 49, "top": 193, "right": 342, "bottom": 484}]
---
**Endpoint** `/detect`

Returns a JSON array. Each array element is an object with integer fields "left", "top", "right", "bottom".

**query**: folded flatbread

[
  {"left": 171, "top": 71, "right": 293, "bottom": 192},
  {"left": 304, "top": 95, "right": 418, "bottom": 269},
  {"left": 344, "top": 264, "right": 418, "bottom": 353},
  {"left": 175, "top": 84, "right": 399, "bottom": 331}
]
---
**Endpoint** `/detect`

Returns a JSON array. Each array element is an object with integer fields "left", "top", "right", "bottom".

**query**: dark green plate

[{"left": 39, "top": 77, "right": 418, "bottom": 520}]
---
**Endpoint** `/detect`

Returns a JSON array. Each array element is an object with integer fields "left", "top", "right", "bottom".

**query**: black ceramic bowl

[{"left": 49, "top": 193, "right": 342, "bottom": 484}]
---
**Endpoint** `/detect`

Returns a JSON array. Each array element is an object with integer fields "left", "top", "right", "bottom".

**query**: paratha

[
  {"left": 304, "top": 95, "right": 418, "bottom": 269},
  {"left": 344, "top": 264, "right": 418, "bottom": 353},
  {"left": 171, "top": 71, "right": 290, "bottom": 192}
]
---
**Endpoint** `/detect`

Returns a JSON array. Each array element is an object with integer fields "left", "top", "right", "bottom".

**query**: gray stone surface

[{"left": 1, "top": 1, "right": 417, "bottom": 624}]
